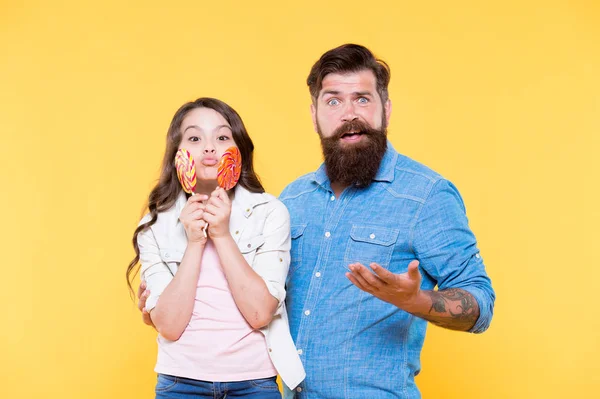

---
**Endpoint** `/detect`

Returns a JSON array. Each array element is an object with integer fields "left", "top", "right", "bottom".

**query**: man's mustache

[{"left": 331, "top": 120, "right": 374, "bottom": 140}]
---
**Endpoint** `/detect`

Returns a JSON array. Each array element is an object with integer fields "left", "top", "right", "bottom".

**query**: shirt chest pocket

[
  {"left": 239, "top": 235, "right": 265, "bottom": 267},
  {"left": 289, "top": 224, "right": 307, "bottom": 276},
  {"left": 343, "top": 225, "right": 400, "bottom": 269}
]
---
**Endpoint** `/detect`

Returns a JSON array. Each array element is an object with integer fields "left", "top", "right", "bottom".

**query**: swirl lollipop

[
  {"left": 217, "top": 147, "right": 242, "bottom": 190},
  {"left": 175, "top": 148, "right": 197, "bottom": 194}
]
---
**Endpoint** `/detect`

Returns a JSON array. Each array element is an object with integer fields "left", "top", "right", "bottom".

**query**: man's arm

[
  {"left": 415, "top": 288, "right": 479, "bottom": 331},
  {"left": 349, "top": 179, "right": 494, "bottom": 332},
  {"left": 347, "top": 260, "right": 479, "bottom": 332}
]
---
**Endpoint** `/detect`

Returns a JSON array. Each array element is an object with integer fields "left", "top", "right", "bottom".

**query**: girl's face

[{"left": 178, "top": 107, "right": 238, "bottom": 183}]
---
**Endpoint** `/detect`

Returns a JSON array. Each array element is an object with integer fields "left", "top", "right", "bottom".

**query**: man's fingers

[
  {"left": 407, "top": 260, "right": 421, "bottom": 280},
  {"left": 137, "top": 281, "right": 146, "bottom": 300},
  {"left": 346, "top": 272, "right": 369, "bottom": 292},
  {"left": 370, "top": 263, "right": 396, "bottom": 283},
  {"left": 137, "top": 289, "right": 149, "bottom": 312},
  {"left": 350, "top": 263, "right": 385, "bottom": 289}
]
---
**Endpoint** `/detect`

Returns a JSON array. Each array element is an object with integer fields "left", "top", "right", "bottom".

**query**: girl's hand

[
  {"left": 203, "top": 188, "right": 232, "bottom": 239},
  {"left": 179, "top": 194, "right": 209, "bottom": 244}
]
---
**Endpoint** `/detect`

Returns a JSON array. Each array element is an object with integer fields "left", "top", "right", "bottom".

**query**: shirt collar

[{"left": 312, "top": 139, "right": 398, "bottom": 187}]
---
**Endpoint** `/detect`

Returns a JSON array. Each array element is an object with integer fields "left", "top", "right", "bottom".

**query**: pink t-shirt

[{"left": 154, "top": 240, "right": 277, "bottom": 381}]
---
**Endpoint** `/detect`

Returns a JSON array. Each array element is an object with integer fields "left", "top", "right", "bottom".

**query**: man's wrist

[{"left": 395, "top": 289, "right": 429, "bottom": 314}]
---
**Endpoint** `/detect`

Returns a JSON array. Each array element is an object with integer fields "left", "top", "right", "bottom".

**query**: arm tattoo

[{"left": 415, "top": 288, "right": 479, "bottom": 331}]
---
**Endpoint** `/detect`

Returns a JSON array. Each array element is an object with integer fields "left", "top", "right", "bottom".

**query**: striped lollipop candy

[
  {"left": 217, "top": 147, "right": 242, "bottom": 190},
  {"left": 175, "top": 148, "right": 197, "bottom": 194}
]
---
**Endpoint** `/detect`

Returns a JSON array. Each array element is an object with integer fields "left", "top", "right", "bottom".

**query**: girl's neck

[
  {"left": 195, "top": 180, "right": 217, "bottom": 196},
  {"left": 194, "top": 180, "right": 236, "bottom": 200}
]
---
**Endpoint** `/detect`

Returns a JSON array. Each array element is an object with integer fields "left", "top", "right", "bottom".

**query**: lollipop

[
  {"left": 217, "top": 147, "right": 242, "bottom": 190},
  {"left": 175, "top": 148, "right": 197, "bottom": 194}
]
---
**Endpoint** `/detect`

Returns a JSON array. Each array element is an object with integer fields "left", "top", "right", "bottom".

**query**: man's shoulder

[
  {"left": 279, "top": 172, "right": 319, "bottom": 201},
  {"left": 389, "top": 153, "right": 447, "bottom": 201}
]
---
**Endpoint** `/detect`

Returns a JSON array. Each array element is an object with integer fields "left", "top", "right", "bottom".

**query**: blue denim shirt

[{"left": 279, "top": 142, "right": 495, "bottom": 399}]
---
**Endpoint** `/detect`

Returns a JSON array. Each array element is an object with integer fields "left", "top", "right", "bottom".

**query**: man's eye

[
  {"left": 327, "top": 99, "right": 340, "bottom": 106},
  {"left": 357, "top": 97, "right": 369, "bottom": 104}
]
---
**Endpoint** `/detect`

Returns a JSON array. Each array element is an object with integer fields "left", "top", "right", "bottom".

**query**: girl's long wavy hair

[{"left": 126, "top": 97, "right": 264, "bottom": 294}]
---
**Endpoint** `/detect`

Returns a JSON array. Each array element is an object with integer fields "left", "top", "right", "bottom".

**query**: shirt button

[
  {"left": 304, "top": 310, "right": 311, "bottom": 316},
  {"left": 315, "top": 272, "right": 321, "bottom": 278},
  {"left": 369, "top": 233, "right": 375, "bottom": 239},
  {"left": 475, "top": 253, "right": 481, "bottom": 258},
  {"left": 325, "top": 231, "right": 331, "bottom": 238},
  {"left": 280, "top": 258, "right": 283, "bottom": 262},
  {"left": 296, "top": 387, "right": 302, "bottom": 392},
  {"left": 268, "top": 347, "right": 272, "bottom": 352},
  {"left": 330, "top": 195, "right": 335, "bottom": 201},
  {"left": 164, "top": 253, "right": 170, "bottom": 258},
  {"left": 246, "top": 208, "right": 250, "bottom": 212},
  {"left": 297, "top": 349, "right": 303, "bottom": 355},
  {"left": 235, "top": 231, "right": 239, "bottom": 235}
]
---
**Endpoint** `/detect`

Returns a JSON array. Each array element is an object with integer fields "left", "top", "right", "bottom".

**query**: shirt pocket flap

[
  {"left": 349, "top": 225, "right": 400, "bottom": 247},
  {"left": 291, "top": 224, "right": 307, "bottom": 239},
  {"left": 159, "top": 248, "right": 184, "bottom": 263},
  {"left": 240, "top": 235, "right": 265, "bottom": 254}
]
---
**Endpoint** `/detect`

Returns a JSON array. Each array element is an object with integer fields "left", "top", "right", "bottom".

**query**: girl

[{"left": 126, "top": 98, "right": 304, "bottom": 398}]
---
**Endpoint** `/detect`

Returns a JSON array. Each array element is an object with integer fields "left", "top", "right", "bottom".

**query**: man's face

[
  {"left": 311, "top": 69, "right": 392, "bottom": 187},
  {"left": 311, "top": 69, "right": 391, "bottom": 141}
]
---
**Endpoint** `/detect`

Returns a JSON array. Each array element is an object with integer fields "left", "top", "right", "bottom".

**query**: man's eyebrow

[
  {"left": 320, "top": 90, "right": 374, "bottom": 98},
  {"left": 320, "top": 90, "right": 340, "bottom": 97}
]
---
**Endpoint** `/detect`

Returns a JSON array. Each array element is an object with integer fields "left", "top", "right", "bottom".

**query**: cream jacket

[{"left": 137, "top": 185, "right": 305, "bottom": 390}]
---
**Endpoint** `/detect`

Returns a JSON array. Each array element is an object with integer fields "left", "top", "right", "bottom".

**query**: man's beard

[{"left": 318, "top": 118, "right": 388, "bottom": 188}]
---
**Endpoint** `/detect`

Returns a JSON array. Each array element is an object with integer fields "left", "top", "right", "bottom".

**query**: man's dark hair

[{"left": 307, "top": 43, "right": 391, "bottom": 104}]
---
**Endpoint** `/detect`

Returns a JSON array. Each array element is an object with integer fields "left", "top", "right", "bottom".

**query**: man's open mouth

[{"left": 341, "top": 131, "right": 365, "bottom": 141}]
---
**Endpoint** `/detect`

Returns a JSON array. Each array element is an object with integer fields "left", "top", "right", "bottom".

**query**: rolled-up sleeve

[
  {"left": 137, "top": 220, "right": 174, "bottom": 312},
  {"left": 252, "top": 200, "right": 291, "bottom": 315},
  {"left": 411, "top": 179, "right": 495, "bottom": 333}
]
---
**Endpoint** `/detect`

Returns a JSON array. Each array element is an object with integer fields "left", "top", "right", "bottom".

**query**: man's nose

[{"left": 341, "top": 102, "right": 358, "bottom": 122}]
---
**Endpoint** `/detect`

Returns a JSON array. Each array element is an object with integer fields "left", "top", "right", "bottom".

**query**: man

[
  {"left": 278, "top": 44, "right": 494, "bottom": 398},
  {"left": 138, "top": 44, "right": 495, "bottom": 398}
]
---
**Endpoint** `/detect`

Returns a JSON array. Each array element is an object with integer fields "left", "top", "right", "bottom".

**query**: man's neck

[{"left": 330, "top": 181, "right": 348, "bottom": 198}]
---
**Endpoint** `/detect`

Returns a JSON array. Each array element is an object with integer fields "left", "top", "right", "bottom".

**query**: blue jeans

[{"left": 155, "top": 374, "right": 281, "bottom": 399}]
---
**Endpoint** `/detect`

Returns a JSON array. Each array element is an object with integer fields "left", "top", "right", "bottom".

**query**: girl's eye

[
  {"left": 218, "top": 135, "right": 230, "bottom": 141},
  {"left": 189, "top": 136, "right": 199, "bottom": 142}
]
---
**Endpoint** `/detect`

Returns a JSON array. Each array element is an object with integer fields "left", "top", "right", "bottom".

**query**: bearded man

[{"left": 279, "top": 44, "right": 495, "bottom": 399}]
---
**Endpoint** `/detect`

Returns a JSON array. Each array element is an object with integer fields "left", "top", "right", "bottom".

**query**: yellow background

[{"left": 1, "top": 1, "right": 599, "bottom": 398}]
